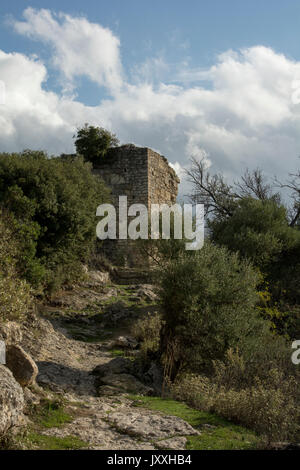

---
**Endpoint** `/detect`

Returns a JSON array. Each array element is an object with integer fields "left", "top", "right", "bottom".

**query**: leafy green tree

[
  {"left": 209, "top": 198, "right": 300, "bottom": 337},
  {"left": 74, "top": 124, "right": 119, "bottom": 165},
  {"left": 186, "top": 159, "right": 300, "bottom": 338},
  {"left": 0, "top": 151, "right": 110, "bottom": 290},
  {"left": 210, "top": 198, "right": 299, "bottom": 268},
  {"left": 158, "top": 242, "right": 261, "bottom": 378}
]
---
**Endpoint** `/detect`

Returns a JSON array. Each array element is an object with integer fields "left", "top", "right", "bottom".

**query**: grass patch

[
  {"left": 128, "top": 396, "right": 261, "bottom": 450},
  {"left": 32, "top": 399, "right": 73, "bottom": 429},
  {"left": 186, "top": 427, "right": 259, "bottom": 450},
  {"left": 111, "top": 348, "right": 126, "bottom": 357},
  {"left": 26, "top": 432, "right": 88, "bottom": 450}
]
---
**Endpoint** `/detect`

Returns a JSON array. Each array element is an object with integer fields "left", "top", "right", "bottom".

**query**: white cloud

[
  {"left": 13, "top": 7, "right": 123, "bottom": 93},
  {"left": 0, "top": 9, "right": 299, "bottom": 199}
]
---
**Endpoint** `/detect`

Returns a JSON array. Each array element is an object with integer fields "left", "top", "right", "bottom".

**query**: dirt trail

[{"left": 20, "top": 279, "right": 199, "bottom": 450}]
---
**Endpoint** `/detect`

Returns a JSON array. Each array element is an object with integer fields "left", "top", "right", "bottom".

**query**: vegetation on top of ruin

[{"left": 74, "top": 124, "right": 119, "bottom": 166}]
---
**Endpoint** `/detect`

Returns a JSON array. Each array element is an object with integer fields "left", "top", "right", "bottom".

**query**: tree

[
  {"left": 185, "top": 157, "right": 281, "bottom": 219},
  {"left": 210, "top": 198, "right": 298, "bottom": 268},
  {"left": 158, "top": 242, "right": 260, "bottom": 378},
  {"left": 186, "top": 158, "right": 300, "bottom": 338},
  {"left": 0, "top": 151, "right": 110, "bottom": 290},
  {"left": 275, "top": 168, "right": 300, "bottom": 227},
  {"left": 0, "top": 211, "right": 31, "bottom": 322},
  {"left": 74, "top": 124, "right": 119, "bottom": 165}
]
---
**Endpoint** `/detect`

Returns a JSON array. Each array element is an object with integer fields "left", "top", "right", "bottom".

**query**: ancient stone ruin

[{"left": 93, "top": 144, "right": 180, "bottom": 266}]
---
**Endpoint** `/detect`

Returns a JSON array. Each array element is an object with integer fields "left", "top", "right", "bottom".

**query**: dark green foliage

[
  {"left": 0, "top": 212, "right": 31, "bottom": 321},
  {"left": 74, "top": 124, "right": 119, "bottom": 165},
  {"left": 210, "top": 197, "right": 300, "bottom": 337},
  {"left": 210, "top": 197, "right": 300, "bottom": 269},
  {"left": 0, "top": 151, "right": 110, "bottom": 291},
  {"left": 158, "top": 242, "right": 260, "bottom": 376}
]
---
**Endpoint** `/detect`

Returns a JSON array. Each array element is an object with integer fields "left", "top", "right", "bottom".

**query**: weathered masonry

[{"left": 93, "top": 144, "right": 180, "bottom": 266}]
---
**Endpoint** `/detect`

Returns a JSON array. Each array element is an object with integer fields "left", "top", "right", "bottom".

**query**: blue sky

[
  {"left": 0, "top": 2, "right": 300, "bottom": 196},
  {"left": 2, "top": 1, "right": 300, "bottom": 99}
]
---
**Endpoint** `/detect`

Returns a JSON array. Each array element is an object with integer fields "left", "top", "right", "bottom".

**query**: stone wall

[
  {"left": 147, "top": 149, "right": 179, "bottom": 206},
  {"left": 93, "top": 145, "right": 149, "bottom": 209},
  {"left": 93, "top": 144, "right": 180, "bottom": 266}
]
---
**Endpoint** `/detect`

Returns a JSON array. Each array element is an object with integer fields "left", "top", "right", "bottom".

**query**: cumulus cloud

[
  {"left": 0, "top": 8, "right": 300, "bottom": 199},
  {"left": 13, "top": 7, "right": 123, "bottom": 93}
]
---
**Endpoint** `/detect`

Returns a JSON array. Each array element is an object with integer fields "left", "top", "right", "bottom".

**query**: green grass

[
  {"left": 186, "top": 427, "right": 259, "bottom": 450},
  {"left": 26, "top": 432, "right": 88, "bottom": 450},
  {"left": 128, "top": 396, "right": 261, "bottom": 450},
  {"left": 110, "top": 348, "right": 126, "bottom": 357},
  {"left": 32, "top": 399, "right": 73, "bottom": 429},
  {"left": 11, "top": 399, "right": 89, "bottom": 450}
]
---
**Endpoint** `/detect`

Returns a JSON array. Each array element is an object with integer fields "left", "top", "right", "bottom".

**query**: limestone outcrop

[
  {"left": 6, "top": 344, "right": 38, "bottom": 387},
  {"left": 0, "top": 365, "right": 24, "bottom": 435}
]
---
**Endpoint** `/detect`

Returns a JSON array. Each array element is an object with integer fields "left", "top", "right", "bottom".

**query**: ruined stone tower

[{"left": 93, "top": 144, "right": 180, "bottom": 266}]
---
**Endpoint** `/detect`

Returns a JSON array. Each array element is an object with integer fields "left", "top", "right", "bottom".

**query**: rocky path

[{"left": 19, "top": 279, "right": 200, "bottom": 450}]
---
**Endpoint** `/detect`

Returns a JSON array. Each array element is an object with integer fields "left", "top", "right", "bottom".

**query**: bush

[
  {"left": 210, "top": 198, "right": 298, "bottom": 268},
  {"left": 210, "top": 197, "right": 300, "bottom": 338},
  {"left": 0, "top": 212, "right": 31, "bottom": 322},
  {"left": 131, "top": 312, "right": 163, "bottom": 362},
  {"left": 74, "top": 124, "right": 119, "bottom": 165},
  {"left": 171, "top": 358, "right": 300, "bottom": 443},
  {"left": 0, "top": 151, "right": 110, "bottom": 291},
  {"left": 158, "top": 242, "right": 260, "bottom": 377},
  {"left": 171, "top": 346, "right": 300, "bottom": 442}
]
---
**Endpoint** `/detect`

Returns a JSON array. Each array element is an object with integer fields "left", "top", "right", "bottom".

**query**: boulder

[
  {"left": 93, "top": 357, "right": 133, "bottom": 377},
  {"left": 6, "top": 344, "right": 38, "bottom": 387},
  {"left": 97, "top": 373, "right": 153, "bottom": 396},
  {"left": 0, "top": 321, "right": 23, "bottom": 345},
  {"left": 89, "top": 270, "right": 110, "bottom": 285},
  {"left": 108, "top": 410, "right": 200, "bottom": 439},
  {"left": 155, "top": 436, "right": 188, "bottom": 450},
  {"left": 113, "top": 335, "right": 138, "bottom": 349},
  {"left": 136, "top": 285, "right": 157, "bottom": 302},
  {"left": 0, "top": 365, "right": 24, "bottom": 435},
  {"left": 144, "top": 362, "right": 164, "bottom": 394}
]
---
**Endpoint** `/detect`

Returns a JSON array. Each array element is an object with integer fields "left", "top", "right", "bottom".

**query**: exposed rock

[
  {"left": 0, "top": 321, "right": 23, "bottom": 345},
  {"left": 143, "top": 362, "right": 164, "bottom": 394},
  {"left": 136, "top": 285, "right": 158, "bottom": 302},
  {"left": 93, "top": 357, "right": 133, "bottom": 377},
  {"left": 6, "top": 345, "right": 38, "bottom": 387},
  {"left": 114, "top": 268, "right": 155, "bottom": 285},
  {"left": 107, "top": 409, "right": 200, "bottom": 439},
  {"left": 156, "top": 436, "right": 187, "bottom": 450},
  {"left": 0, "top": 365, "right": 24, "bottom": 435},
  {"left": 98, "top": 373, "right": 153, "bottom": 395},
  {"left": 23, "top": 386, "right": 41, "bottom": 408},
  {"left": 89, "top": 270, "right": 110, "bottom": 285},
  {"left": 97, "top": 385, "right": 123, "bottom": 396},
  {"left": 103, "top": 301, "right": 130, "bottom": 325},
  {"left": 41, "top": 407, "right": 156, "bottom": 450},
  {"left": 113, "top": 335, "right": 138, "bottom": 349},
  {"left": 93, "top": 357, "right": 162, "bottom": 395}
]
